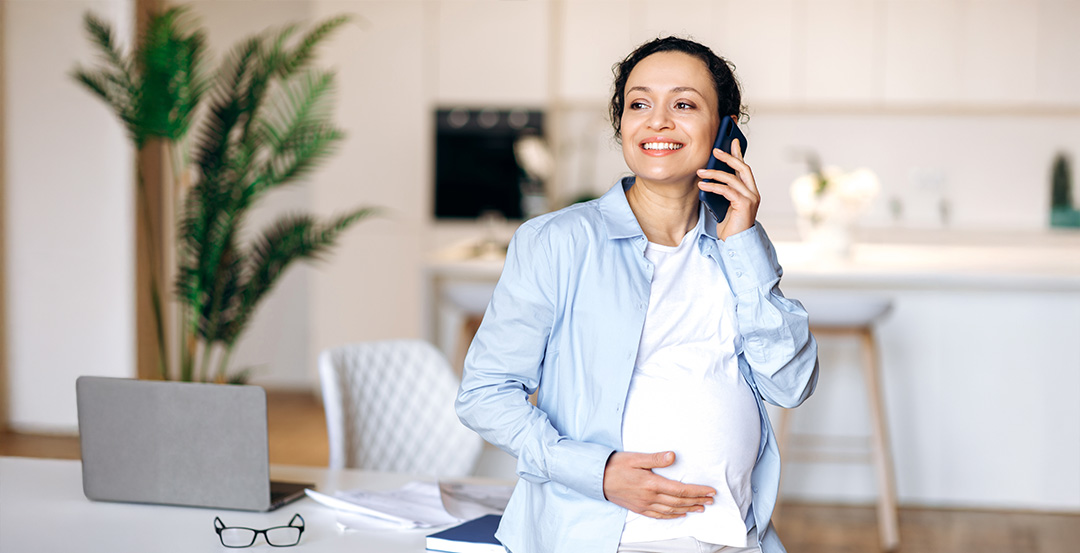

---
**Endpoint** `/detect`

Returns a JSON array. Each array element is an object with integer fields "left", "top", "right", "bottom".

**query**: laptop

[{"left": 76, "top": 376, "right": 313, "bottom": 511}]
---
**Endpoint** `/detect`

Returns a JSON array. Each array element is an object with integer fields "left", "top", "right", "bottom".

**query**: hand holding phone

[{"left": 699, "top": 116, "right": 748, "bottom": 223}]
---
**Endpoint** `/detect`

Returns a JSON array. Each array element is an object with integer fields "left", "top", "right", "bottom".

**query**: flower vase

[{"left": 797, "top": 214, "right": 855, "bottom": 260}]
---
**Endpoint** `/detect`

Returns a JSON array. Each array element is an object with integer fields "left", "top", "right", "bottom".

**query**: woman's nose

[{"left": 646, "top": 107, "right": 673, "bottom": 131}]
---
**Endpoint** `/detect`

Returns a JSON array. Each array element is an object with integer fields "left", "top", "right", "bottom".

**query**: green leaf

[
  {"left": 218, "top": 207, "right": 376, "bottom": 345},
  {"left": 278, "top": 15, "right": 351, "bottom": 77}
]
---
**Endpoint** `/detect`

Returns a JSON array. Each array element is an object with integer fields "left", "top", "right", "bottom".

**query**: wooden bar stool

[{"left": 774, "top": 293, "right": 900, "bottom": 552}]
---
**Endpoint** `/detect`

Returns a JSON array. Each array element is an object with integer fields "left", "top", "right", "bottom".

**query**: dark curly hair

[{"left": 609, "top": 36, "right": 746, "bottom": 141}]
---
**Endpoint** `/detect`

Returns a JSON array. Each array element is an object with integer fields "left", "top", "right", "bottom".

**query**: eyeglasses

[{"left": 214, "top": 514, "right": 305, "bottom": 548}]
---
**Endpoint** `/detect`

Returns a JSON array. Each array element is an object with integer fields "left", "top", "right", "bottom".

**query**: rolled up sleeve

[{"left": 720, "top": 223, "right": 819, "bottom": 408}]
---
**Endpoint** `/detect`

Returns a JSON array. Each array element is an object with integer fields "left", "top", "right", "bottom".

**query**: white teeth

[{"left": 643, "top": 142, "right": 683, "bottom": 150}]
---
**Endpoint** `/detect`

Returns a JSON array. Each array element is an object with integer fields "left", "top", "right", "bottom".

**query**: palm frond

[
  {"left": 258, "top": 70, "right": 336, "bottom": 149},
  {"left": 256, "top": 124, "right": 344, "bottom": 196},
  {"left": 195, "top": 238, "right": 245, "bottom": 342},
  {"left": 83, "top": 13, "right": 135, "bottom": 86},
  {"left": 193, "top": 36, "right": 260, "bottom": 187},
  {"left": 278, "top": 15, "right": 351, "bottom": 77},
  {"left": 218, "top": 207, "right": 375, "bottom": 345},
  {"left": 71, "top": 69, "right": 138, "bottom": 133},
  {"left": 138, "top": 6, "right": 210, "bottom": 141},
  {"left": 239, "top": 23, "right": 299, "bottom": 141},
  {"left": 76, "top": 13, "right": 142, "bottom": 144}
]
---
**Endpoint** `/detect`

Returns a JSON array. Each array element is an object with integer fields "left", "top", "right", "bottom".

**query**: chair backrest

[{"left": 318, "top": 339, "right": 484, "bottom": 477}]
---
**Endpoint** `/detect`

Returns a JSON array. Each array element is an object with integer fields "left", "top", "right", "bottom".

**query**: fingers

[
  {"left": 638, "top": 488, "right": 715, "bottom": 519},
  {"left": 659, "top": 481, "right": 718, "bottom": 500},
  {"left": 705, "top": 147, "right": 758, "bottom": 195},
  {"left": 634, "top": 451, "right": 676, "bottom": 469},
  {"left": 602, "top": 451, "right": 717, "bottom": 520},
  {"left": 697, "top": 172, "right": 757, "bottom": 209},
  {"left": 642, "top": 501, "right": 708, "bottom": 519}
]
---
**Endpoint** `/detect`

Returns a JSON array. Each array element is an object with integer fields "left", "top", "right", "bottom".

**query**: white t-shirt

[{"left": 619, "top": 217, "right": 762, "bottom": 547}]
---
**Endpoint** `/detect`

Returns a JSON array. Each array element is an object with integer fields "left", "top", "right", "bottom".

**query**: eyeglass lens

[{"left": 220, "top": 528, "right": 258, "bottom": 548}]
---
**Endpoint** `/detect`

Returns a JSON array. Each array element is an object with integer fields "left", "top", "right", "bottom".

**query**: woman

[{"left": 456, "top": 37, "right": 818, "bottom": 553}]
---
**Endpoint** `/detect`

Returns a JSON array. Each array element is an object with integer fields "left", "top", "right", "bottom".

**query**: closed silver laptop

[{"left": 76, "top": 376, "right": 311, "bottom": 511}]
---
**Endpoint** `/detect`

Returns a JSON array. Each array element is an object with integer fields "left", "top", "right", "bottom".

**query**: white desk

[{"left": 0, "top": 457, "right": 463, "bottom": 552}]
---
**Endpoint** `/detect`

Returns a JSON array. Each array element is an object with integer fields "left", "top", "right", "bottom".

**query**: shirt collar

[
  {"left": 598, "top": 176, "right": 719, "bottom": 242},
  {"left": 598, "top": 176, "right": 645, "bottom": 240}
]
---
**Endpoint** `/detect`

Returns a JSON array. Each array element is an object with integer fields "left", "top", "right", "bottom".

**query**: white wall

[{"left": 3, "top": 0, "right": 135, "bottom": 433}]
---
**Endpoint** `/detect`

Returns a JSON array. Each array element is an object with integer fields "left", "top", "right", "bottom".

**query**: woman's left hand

[{"left": 696, "top": 138, "right": 759, "bottom": 240}]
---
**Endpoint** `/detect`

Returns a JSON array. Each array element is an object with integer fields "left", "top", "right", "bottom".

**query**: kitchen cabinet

[
  {"left": 883, "top": 0, "right": 964, "bottom": 104},
  {"left": 802, "top": 0, "right": 879, "bottom": 104},
  {"left": 433, "top": 0, "right": 550, "bottom": 105},
  {"left": 1035, "top": 0, "right": 1080, "bottom": 106},
  {"left": 555, "top": 0, "right": 636, "bottom": 102},
  {"left": 721, "top": 0, "right": 799, "bottom": 106},
  {"left": 958, "top": 1, "right": 1039, "bottom": 105}
]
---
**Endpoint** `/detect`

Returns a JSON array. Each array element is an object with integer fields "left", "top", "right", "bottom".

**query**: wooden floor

[{"left": 2, "top": 390, "right": 1077, "bottom": 553}]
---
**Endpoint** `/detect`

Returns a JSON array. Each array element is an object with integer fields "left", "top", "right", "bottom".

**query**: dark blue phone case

[{"left": 699, "top": 117, "right": 748, "bottom": 223}]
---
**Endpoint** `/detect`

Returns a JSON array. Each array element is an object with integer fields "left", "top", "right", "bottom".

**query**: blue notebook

[{"left": 425, "top": 514, "right": 502, "bottom": 553}]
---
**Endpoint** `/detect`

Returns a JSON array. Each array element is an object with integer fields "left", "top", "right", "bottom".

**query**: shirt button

[
  {"left": 728, "top": 251, "right": 735, "bottom": 258},
  {"left": 736, "top": 271, "right": 743, "bottom": 277}
]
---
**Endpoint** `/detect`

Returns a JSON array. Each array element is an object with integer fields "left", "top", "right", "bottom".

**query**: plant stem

[
  {"left": 165, "top": 143, "right": 195, "bottom": 382},
  {"left": 135, "top": 147, "right": 170, "bottom": 380},
  {"left": 217, "top": 346, "right": 234, "bottom": 383},
  {"left": 198, "top": 338, "right": 214, "bottom": 383}
]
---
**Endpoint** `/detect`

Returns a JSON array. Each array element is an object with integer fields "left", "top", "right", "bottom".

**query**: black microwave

[{"left": 434, "top": 108, "right": 545, "bottom": 220}]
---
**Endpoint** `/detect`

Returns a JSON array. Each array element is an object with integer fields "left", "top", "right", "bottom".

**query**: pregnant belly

[{"left": 620, "top": 369, "right": 762, "bottom": 491}]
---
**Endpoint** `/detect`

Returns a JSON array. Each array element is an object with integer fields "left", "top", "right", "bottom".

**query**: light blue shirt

[{"left": 457, "top": 177, "right": 819, "bottom": 553}]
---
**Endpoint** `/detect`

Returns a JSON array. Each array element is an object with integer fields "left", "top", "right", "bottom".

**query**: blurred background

[{"left": 2, "top": 0, "right": 1078, "bottom": 545}]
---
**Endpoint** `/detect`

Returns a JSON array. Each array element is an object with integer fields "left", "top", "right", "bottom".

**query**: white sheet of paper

[{"left": 307, "top": 480, "right": 514, "bottom": 532}]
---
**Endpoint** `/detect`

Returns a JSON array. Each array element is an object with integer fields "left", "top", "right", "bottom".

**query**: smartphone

[{"left": 699, "top": 116, "right": 748, "bottom": 223}]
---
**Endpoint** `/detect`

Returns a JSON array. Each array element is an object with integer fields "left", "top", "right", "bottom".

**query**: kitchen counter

[{"left": 428, "top": 238, "right": 1080, "bottom": 293}]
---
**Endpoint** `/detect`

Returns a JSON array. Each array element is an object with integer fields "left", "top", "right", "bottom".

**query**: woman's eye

[
  {"left": 675, "top": 101, "right": 695, "bottom": 110},
  {"left": 629, "top": 101, "right": 648, "bottom": 110}
]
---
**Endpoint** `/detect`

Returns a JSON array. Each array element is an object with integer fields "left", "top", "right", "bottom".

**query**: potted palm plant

[{"left": 73, "top": 6, "right": 372, "bottom": 383}]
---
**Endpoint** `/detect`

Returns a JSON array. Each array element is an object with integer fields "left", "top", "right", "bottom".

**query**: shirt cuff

[
  {"left": 719, "top": 223, "right": 782, "bottom": 296},
  {"left": 548, "top": 439, "right": 615, "bottom": 502}
]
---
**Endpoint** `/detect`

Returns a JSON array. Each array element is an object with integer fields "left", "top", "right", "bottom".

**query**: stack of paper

[{"left": 304, "top": 480, "right": 512, "bottom": 531}]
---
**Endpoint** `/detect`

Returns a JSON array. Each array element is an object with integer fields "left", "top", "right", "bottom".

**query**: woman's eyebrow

[{"left": 626, "top": 86, "right": 704, "bottom": 97}]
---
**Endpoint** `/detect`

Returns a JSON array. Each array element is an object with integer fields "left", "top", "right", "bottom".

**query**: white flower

[{"left": 790, "top": 166, "right": 879, "bottom": 222}]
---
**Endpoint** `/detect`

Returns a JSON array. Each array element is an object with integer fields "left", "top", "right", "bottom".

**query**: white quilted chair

[{"left": 318, "top": 339, "right": 484, "bottom": 477}]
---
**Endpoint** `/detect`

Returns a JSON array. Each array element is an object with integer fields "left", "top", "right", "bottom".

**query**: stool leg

[
  {"left": 860, "top": 328, "right": 900, "bottom": 551},
  {"left": 771, "top": 406, "right": 793, "bottom": 527}
]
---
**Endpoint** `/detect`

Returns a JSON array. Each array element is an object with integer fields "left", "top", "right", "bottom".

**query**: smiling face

[{"left": 620, "top": 51, "right": 721, "bottom": 190}]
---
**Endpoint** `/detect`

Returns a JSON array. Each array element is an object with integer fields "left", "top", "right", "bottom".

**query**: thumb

[{"left": 644, "top": 451, "right": 676, "bottom": 469}]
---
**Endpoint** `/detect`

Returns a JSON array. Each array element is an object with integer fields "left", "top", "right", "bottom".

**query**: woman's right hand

[{"left": 602, "top": 451, "right": 716, "bottom": 519}]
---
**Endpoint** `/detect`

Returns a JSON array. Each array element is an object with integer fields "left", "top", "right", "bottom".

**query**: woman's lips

[{"left": 639, "top": 138, "right": 685, "bottom": 157}]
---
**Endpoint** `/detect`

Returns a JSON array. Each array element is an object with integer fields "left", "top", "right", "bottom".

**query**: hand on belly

[{"left": 602, "top": 450, "right": 717, "bottom": 519}]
